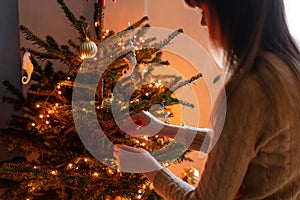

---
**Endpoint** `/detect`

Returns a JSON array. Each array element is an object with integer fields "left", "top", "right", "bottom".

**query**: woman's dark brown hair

[{"left": 185, "top": 0, "right": 300, "bottom": 94}]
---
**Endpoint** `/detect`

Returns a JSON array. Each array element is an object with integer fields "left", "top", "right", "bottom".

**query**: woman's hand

[
  {"left": 121, "top": 110, "right": 165, "bottom": 137},
  {"left": 113, "top": 144, "right": 162, "bottom": 174}
]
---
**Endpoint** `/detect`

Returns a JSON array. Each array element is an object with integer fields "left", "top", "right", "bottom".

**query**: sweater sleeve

[
  {"left": 152, "top": 75, "right": 268, "bottom": 200},
  {"left": 173, "top": 126, "right": 211, "bottom": 152}
]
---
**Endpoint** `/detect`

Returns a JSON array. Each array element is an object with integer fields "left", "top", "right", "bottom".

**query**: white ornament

[
  {"left": 80, "top": 37, "right": 98, "bottom": 59},
  {"left": 21, "top": 52, "right": 34, "bottom": 84},
  {"left": 122, "top": 40, "right": 137, "bottom": 77}
]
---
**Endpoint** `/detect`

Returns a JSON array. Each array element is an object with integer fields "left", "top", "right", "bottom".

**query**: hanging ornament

[
  {"left": 122, "top": 40, "right": 137, "bottom": 77},
  {"left": 21, "top": 51, "right": 34, "bottom": 84},
  {"left": 181, "top": 167, "right": 200, "bottom": 185},
  {"left": 79, "top": 37, "right": 98, "bottom": 59}
]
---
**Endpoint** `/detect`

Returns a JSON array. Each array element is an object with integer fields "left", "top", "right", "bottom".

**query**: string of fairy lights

[
  {"left": 25, "top": 156, "right": 152, "bottom": 200},
  {"left": 27, "top": 72, "right": 168, "bottom": 200}
]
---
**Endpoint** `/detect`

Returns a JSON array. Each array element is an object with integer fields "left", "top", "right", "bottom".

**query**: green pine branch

[
  {"left": 57, "top": 0, "right": 89, "bottom": 40},
  {"left": 172, "top": 73, "right": 203, "bottom": 91}
]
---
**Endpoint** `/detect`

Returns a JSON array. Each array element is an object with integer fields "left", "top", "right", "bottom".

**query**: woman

[{"left": 114, "top": 0, "right": 300, "bottom": 199}]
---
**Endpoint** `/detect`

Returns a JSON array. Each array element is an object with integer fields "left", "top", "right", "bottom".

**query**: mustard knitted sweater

[{"left": 152, "top": 53, "right": 300, "bottom": 200}]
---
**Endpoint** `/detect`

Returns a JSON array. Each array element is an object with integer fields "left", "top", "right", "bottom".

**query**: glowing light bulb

[
  {"left": 58, "top": 91, "right": 62, "bottom": 95},
  {"left": 137, "top": 194, "right": 142, "bottom": 199},
  {"left": 36, "top": 104, "right": 40, "bottom": 108},
  {"left": 57, "top": 85, "right": 61, "bottom": 89},
  {"left": 68, "top": 163, "right": 73, "bottom": 168},
  {"left": 55, "top": 103, "right": 59, "bottom": 107},
  {"left": 84, "top": 158, "right": 88, "bottom": 162},
  {"left": 45, "top": 121, "right": 50, "bottom": 125},
  {"left": 80, "top": 55, "right": 87, "bottom": 60},
  {"left": 51, "top": 170, "right": 57, "bottom": 175},
  {"left": 93, "top": 172, "right": 99, "bottom": 177},
  {"left": 39, "top": 115, "right": 44, "bottom": 119},
  {"left": 31, "top": 123, "right": 36, "bottom": 127},
  {"left": 145, "top": 93, "right": 149, "bottom": 96}
]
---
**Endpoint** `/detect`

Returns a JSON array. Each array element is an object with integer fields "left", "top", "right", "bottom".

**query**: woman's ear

[{"left": 201, "top": 12, "right": 207, "bottom": 26}]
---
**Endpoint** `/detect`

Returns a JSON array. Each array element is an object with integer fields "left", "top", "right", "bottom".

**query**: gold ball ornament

[
  {"left": 181, "top": 167, "right": 200, "bottom": 185},
  {"left": 79, "top": 37, "right": 98, "bottom": 59}
]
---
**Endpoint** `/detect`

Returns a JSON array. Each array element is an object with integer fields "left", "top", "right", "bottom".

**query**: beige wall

[{"left": 19, "top": 0, "right": 208, "bottom": 43}]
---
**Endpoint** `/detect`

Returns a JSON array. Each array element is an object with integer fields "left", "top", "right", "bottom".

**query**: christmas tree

[{"left": 0, "top": 0, "right": 202, "bottom": 199}]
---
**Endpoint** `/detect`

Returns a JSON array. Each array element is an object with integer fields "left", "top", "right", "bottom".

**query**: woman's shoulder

[
  {"left": 226, "top": 50, "right": 300, "bottom": 108},
  {"left": 250, "top": 51, "right": 300, "bottom": 119},
  {"left": 227, "top": 50, "right": 300, "bottom": 112}
]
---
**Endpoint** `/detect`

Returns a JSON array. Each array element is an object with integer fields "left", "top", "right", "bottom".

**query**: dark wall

[{"left": 0, "top": 0, "right": 21, "bottom": 128}]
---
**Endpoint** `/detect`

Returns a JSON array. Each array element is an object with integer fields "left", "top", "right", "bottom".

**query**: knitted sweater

[{"left": 152, "top": 52, "right": 300, "bottom": 200}]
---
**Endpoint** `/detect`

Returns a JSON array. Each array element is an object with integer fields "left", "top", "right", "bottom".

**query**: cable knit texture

[{"left": 153, "top": 52, "right": 300, "bottom": 200}]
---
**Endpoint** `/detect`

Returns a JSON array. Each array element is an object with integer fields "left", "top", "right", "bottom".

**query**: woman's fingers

[
  {"left": 120, "top": 111, "right": 155, "bottom": 137},
  {"left": 120, "top": 118, "right": 140, "bottom": 134},
  {"left": 114, "top": 144, "right": 145, "bottom": 153},
  {"left": 120, "top": 111, "right": 149, "bottom": 134},
  {"left": 120, "top": 110, "right": 165, "bottom": 137},
  {"left": 113, "top": 144, "right": 162, "bottom": 173}
]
